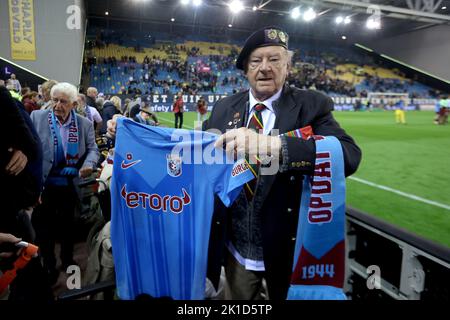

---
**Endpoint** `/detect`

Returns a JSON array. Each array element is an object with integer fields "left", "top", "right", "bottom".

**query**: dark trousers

[
  {"left": 32, "top": 184, "right": 77, "bottom": 272},
  {"left": 224, "top": 252, "right": 267, "bottom": 300},
  {"left": 174, "top": 112, "right": 183, "bottom": 128}
]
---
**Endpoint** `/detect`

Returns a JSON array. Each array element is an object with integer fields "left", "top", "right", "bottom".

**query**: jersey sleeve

[{"left": 209, "top": 155, "right": 255, "bottom": 207}]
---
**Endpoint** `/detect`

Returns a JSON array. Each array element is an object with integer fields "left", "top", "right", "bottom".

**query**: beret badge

[
  {"left": 267, "top": 29, "right": 278, "bottom": 40},
  {"left": 278, "top": 31, "right": 286, "bottom": 44}
]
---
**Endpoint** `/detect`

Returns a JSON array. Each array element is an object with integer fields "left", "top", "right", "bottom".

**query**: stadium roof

[{"left": 86, "top": 0, "right": 450, "bottom": 43}]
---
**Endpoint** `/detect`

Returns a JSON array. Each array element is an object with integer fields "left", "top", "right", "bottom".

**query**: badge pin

[{"left": 228, "top": 121, "right": 233, "bottom": 126}]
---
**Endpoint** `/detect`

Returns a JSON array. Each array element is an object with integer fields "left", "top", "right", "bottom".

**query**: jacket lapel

[
  {"left": 46, "top": 110, "right": 55, "bottom": 158},
  {"left": 225, "top": 92, "right": 249, "bottom": 131}
]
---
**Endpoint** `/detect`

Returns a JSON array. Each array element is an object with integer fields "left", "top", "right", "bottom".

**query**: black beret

[{"left": 236, "top": 26, "right": 289, "bottom": 70}]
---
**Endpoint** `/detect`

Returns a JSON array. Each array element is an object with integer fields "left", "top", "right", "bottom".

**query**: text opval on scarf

[{"left": 309, "top": 135, "right": 333, "bottom": 224}]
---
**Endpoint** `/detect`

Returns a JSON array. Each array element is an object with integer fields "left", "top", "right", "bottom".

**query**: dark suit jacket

[{"left": 203, "top": 84, "right": 361, "bottom": 300}]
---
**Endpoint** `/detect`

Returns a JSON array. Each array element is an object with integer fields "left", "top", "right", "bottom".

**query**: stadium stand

[{"left": 84, "top": 28, "right": 437, "bottom": 99}]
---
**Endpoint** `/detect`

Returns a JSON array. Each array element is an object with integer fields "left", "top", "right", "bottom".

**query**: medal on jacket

[{"left": 228, "top": 112, "right": 241, "bottom": 128}]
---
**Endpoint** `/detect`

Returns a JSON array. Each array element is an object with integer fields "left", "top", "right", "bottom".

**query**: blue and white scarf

[
  {"left": 48, "top": 109, "right": 80, "bottom": 174},
  {"left": 286, "top": 132, "right": 347, "bottom": 300}
]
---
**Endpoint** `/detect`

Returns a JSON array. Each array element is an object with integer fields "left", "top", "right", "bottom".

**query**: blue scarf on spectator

[
  {"left": 284, "top": 129, "right": 346, "bottom": 300},
  {"left": 48, "top": 109, "right": 80, "bottom": 176}
]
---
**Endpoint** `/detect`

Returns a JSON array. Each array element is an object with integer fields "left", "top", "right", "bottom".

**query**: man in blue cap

[{"left": 203, "top": 26, "right": 362, "bottom": 300}]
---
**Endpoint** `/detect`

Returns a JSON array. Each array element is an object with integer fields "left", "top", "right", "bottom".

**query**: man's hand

[
  {"left": 106, "top": 114, "right": 125, "bottom": 139},
  {"left": 5, "top": 148, "right": 28, "bottom": 176},
  {"left": 0, "top": 233, "right": 21, "bottom": 258},
  {"left": 79, "top": 166, "right": 93, "bottom": 178},
  {"left": 214, "top": 128, "right": 281, "bottom": 161}
]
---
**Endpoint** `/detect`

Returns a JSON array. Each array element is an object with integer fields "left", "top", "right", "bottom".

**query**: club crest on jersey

[{"left": 166, "top": 154, "right": 182, "bottom": 177}]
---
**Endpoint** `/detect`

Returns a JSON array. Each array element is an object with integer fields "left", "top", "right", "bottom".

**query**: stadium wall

[
  {"left": 365, "top": 25, "right": 450, "bottom": 83},
  {"left": 115, "top": 94, "right": 437, "bottom": 112},
  {"left": 0, "top": 0, "right": 86, "bottom": 86}
]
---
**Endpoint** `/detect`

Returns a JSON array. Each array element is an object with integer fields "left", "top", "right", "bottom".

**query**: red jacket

[
  {"left": 173, "top": 97, "right": 184, "bottom": 113},
  {"left": 197, "top": 100, "right": 207, "bottom": 115}
]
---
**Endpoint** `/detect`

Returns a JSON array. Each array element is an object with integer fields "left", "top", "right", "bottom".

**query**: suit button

[
  {"left": 287, "top": 208, "right": 292, "bottom": 213},
  {"left": 290, "top": 176, "right": 295, "bottom": 181},
  {"left": 291, "top": 237, "right": 296, "bottom": 241},
  {"left": 216, "top": 221, "right": 221, "bottom": 225}
]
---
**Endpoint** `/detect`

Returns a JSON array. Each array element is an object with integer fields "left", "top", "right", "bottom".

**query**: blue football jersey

[{"left": 110, "top": 118, "right": 253, "bottom": 300}]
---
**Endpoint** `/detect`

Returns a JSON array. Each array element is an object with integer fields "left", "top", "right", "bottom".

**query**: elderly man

[
  {"left": 133, "top": 105, "right": 158, "bottom": 126},
  {"left": 77, "top": 93, "right": 103, "bottom": 135},
  {"left": 31, "top": 82, "right": 99, "bottom": 284},
  {"left": 203, "top": 26, "right": 361, "bottom": 300}
]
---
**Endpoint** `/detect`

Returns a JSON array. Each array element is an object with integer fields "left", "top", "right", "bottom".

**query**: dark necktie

[{"left": 245, "top": 103, "right": 266, "bottom": 200}]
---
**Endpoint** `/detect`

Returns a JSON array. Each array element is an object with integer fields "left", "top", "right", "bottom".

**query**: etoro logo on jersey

[{"left": 120, "top": 184, "right": 191, "bottom": 214}]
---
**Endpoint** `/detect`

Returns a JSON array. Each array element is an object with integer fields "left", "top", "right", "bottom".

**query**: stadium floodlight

[
  {"left": 228, "top": 24, "right": 233, "bottom": 28},
  {"left": 442, "top": 6, "right": 447, "bottom": 9},
  {"left": 193, "top": 0, "right": 202, "bottom": 7},
  {"left": 181, "top": 0, "right": 190, "bottom": 5},
  {"left": 335, "top": 16, "right": 343, "bottom": 24},
  {"left": 105, "top": 11, "right": 109, "bottom": 15},
  {"left": 252, "top": 6, "right": 257, "bottom": 11},
  {"left": 229, "top": 0, "right": 244, "bottom": 14},
  {"left": 344, "top": 16, "right": 351, "bottom": 24},
  {"left": 171, "top": 18, "right": 175, "bottom": 22},
  {"left": 366, "top": 17, "right": 381, "bottom": 29},
  {"left": 291, "top": 7, "right": 301, "bottom": 19},
  {"left": 342, "top": 35, "right": 347, "bottom": 40},
  {"left": 303, "top": 8, "right": 317, "bottom": 21}
]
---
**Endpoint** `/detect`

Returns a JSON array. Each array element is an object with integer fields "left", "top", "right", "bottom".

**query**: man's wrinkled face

[
  {"left": 52, "top": 92, "right": 75, "bottom": 122},
  {"left": 245, "top": 46, "right": 290, "bottom": 101}
]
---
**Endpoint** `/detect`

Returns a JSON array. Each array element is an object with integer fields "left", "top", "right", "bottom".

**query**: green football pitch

[{"left": 155, "top": 111, "right": 450, "bottom": 247}]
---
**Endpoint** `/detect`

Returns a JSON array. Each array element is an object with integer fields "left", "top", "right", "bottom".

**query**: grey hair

[{"left": 50, "top": 82, "right": 78, "bottom": 103}]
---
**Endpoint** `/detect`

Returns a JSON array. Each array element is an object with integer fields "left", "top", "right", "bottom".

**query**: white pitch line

[
  {"left": 348, "top": 176, "right": 450, "bottom": 211},
  {"left": 156, "top": 115, "right": 195, "bottom": 130}
]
